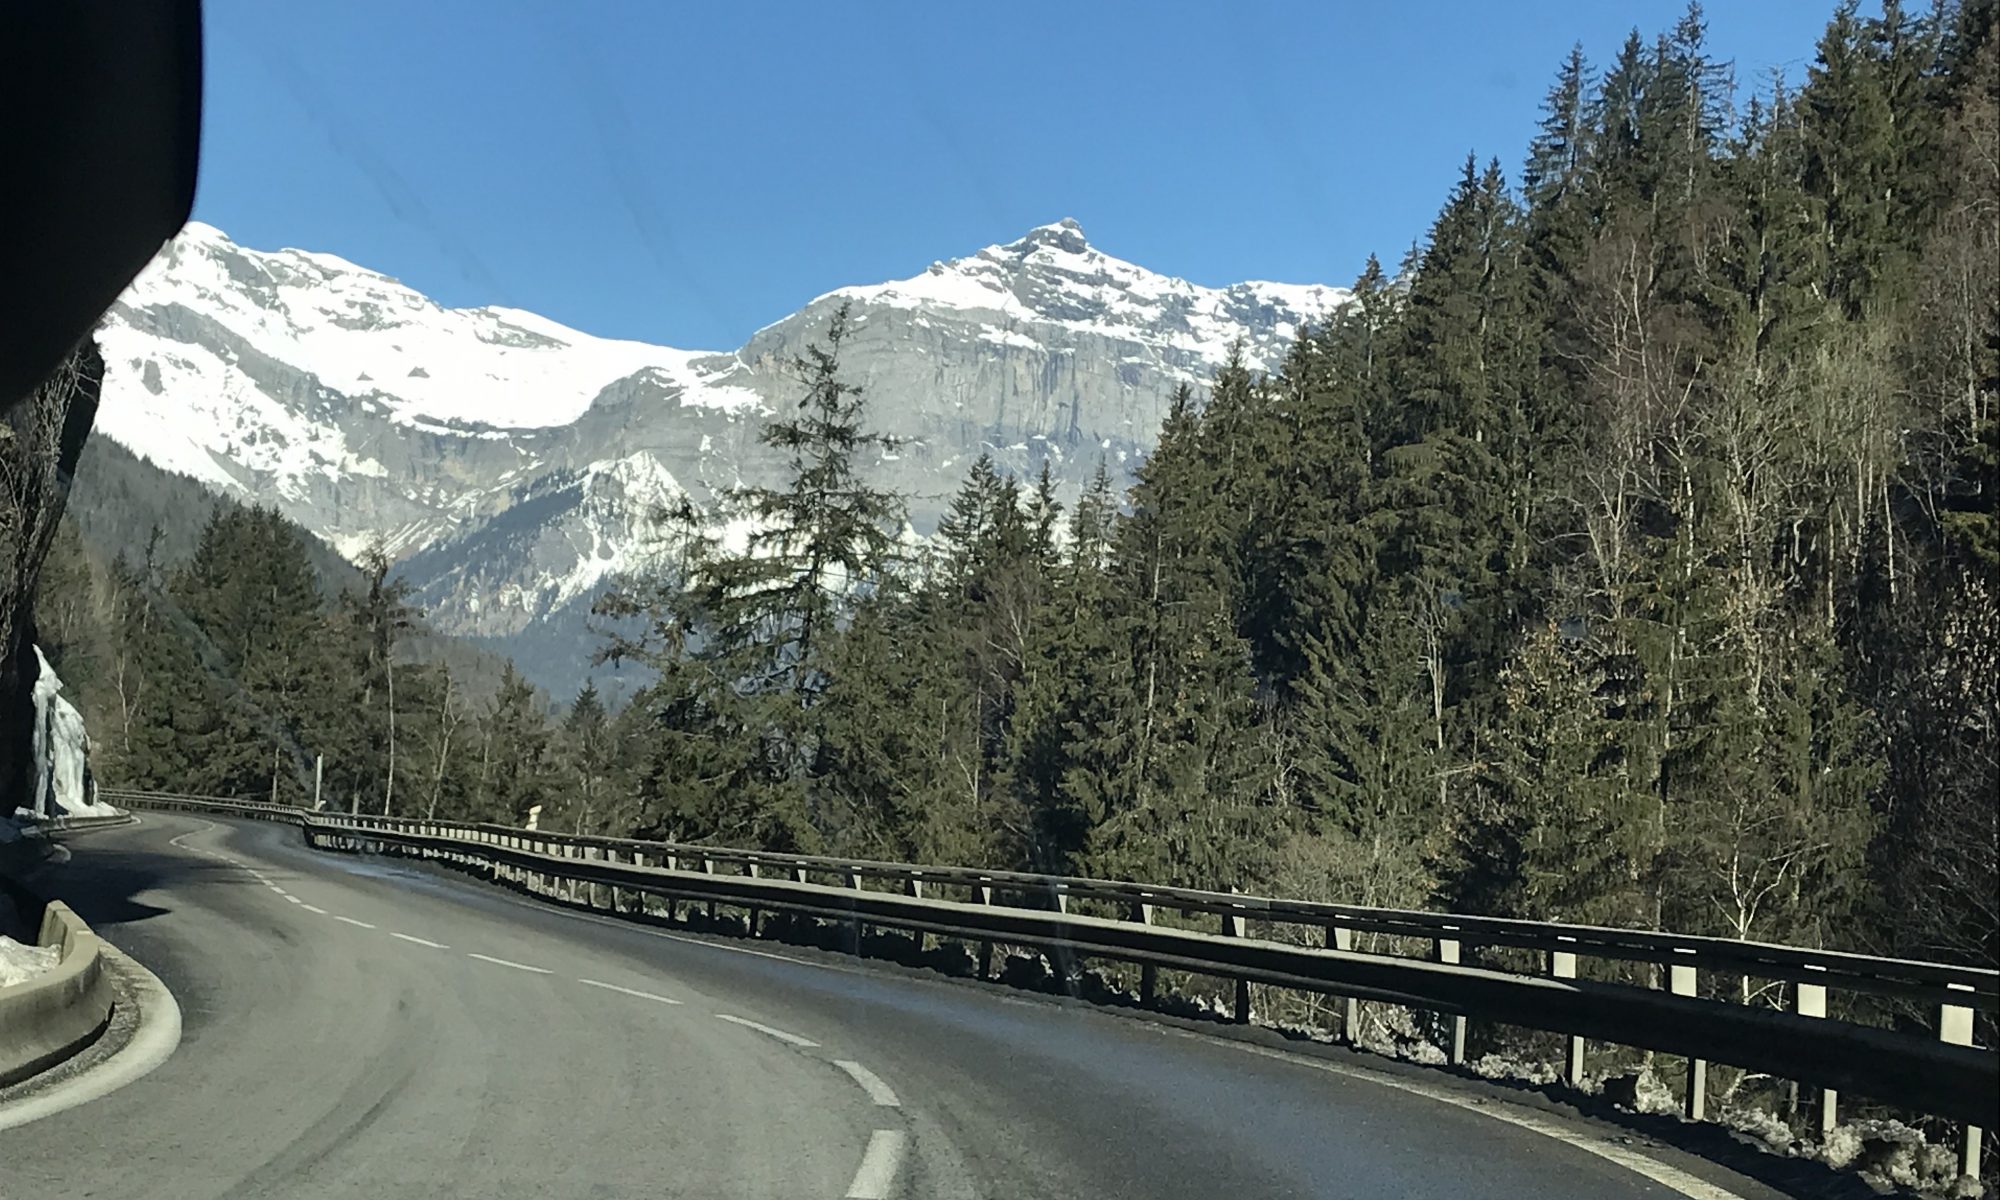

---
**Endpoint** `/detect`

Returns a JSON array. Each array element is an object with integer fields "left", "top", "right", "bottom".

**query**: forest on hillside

[{"left": 38, "top": 0, "right": 1995, "bottom": 990}]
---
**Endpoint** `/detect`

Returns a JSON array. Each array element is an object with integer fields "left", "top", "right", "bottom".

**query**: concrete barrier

[{"left": 0, "top": 901, "right": 114, "bottom": 1087}]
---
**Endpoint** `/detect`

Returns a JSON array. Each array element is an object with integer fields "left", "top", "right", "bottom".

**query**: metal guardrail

[{"left": 108, "top": 789, "right": 1997, "bottom": 1149}]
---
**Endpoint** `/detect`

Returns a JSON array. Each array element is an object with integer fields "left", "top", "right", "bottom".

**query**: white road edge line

[
  {"left": 576, "top": 978, "right": 682, "bottom": 1005},
  {"left": 300, "top": 904, "right": 327, "bottom": 915},
  {"left": 466, "top": 952, "right": 551, "bottom": 975},
  {"left": 833, "top": 1060, "right": 900, "bottom": 1108},
  {"left": 1185, "top": 1033, "right": 1749, "bottom": 1200},
  {"left": 844, "top": 1129, "right": 907, "bottom": 1200},
  {"left": 388, "top": 932, "right": 448, "bottom": 949},
  {"left": 524, "top": 892, "right": 1730, "bottom": 1198},
  {"left": 170, "top": 806, "right": 1733, "bottom": 1199},
  {"left": 543, "top": 890, "right": 1731, "bottom": 1199},
  {"left": 0, "top": 940, "right": 183, "bottom": 1132},
  {"left": 714, "top": 1013, "right": 818, "bottom": 1048}
]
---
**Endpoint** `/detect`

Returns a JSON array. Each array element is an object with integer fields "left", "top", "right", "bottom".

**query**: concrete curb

[
  {"left": 0, "top": 901, "right": 114, "bottom": 1087},
  {"left": 0, "top": 936, "right": 182, "bottom": 1132}
]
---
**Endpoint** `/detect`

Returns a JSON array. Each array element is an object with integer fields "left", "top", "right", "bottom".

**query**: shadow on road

[{"left": 7, "top": 829, "right": 225, "bottom": 934}]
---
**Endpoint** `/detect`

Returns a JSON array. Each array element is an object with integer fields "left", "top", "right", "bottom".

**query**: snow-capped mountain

[{"left": 93, "top": 218, "right": 1347, "bottom": 696}]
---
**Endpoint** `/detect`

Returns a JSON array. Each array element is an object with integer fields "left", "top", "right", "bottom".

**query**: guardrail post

[
  {"left": 1132, "top": 900, "right": 1157, "bottom": 1006},
  {"left": 1669, "top": 960, "right": 1706, "bottom": 1120},
  {"left": 1328, "top": 923, "right": 1362, "bottom": 1045},
  {"left": 627, "top": 851, "right": 647, "bottom": 914},
  {"left": 1792, "top": 979, "right": 1837, "bottom": 1139},
  {"left": 906, "top": 879, "right": 930, "bottom": 952},
  {"left": 845, "top": 869, "right": 864, "bottom": 955},
  {"left": 701, "top": 856, "right": 718, "bottom": 926},
  {"left": 1435, "top": 929, "right": 1467, "bottom": 1066},
  {"left": 661, "top": 852, "right": 683, "bottom": 921},
  {"left": 605, "top": 848, "right": 625, "bottom": 912},
  {"left": 1941, "top": 985, "right": 1982, "bottom": 1182},
  {"left": 1550, "top": 941, "right": 1584, "bottom": 1087},
  {"left": 1223, "top": 890, "right": 1250, "bottom": 1024},
  {"left": 975, "top": 880, "right": 995, "bottom": 979}
]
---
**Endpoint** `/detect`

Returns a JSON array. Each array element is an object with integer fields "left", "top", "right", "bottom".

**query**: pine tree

[
  {"left": 482, "top": 665, "right": 551, "bottom": 825},
  {"left": 1004, "top": 460, "right": 1121, "bottom": 871},
  {"left": 1445, "top": 621, "right": 1640, "bottom": 924},
  {"left": 1523, "top": 44, "right": 1594, "bottom": 217},
  {"left": 344, "top": 543, "right": 420, "bottom": 814},
  {"left": 696, "top": 302, "right": 904, "bottom": 705},
  {"left": 1588, "top": 30, "right": 1655, "bottom": 215},
  {"left": 684, "top": 302, "right": 905, "bottom": 849},
  {"left": 559, "top": 682, "right": 615, "bottom": 834},
  {"left": 1284, "top": 602, "right": 1442, "bottom": 908},
  {"left": 1802, "top": 0, "right": 1900, "bottom": 317},
  {"left": 1059, "top": 386, "right": 1272, "bottom": 887}
]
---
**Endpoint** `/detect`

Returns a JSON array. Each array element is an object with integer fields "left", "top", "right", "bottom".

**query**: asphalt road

[{"left": 3, "top": 812, "right": 1789, "bottom": 1199}]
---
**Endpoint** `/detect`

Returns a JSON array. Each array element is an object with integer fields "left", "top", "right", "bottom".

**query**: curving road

[{"left": 5, "top": 813, "right": 1787, "bottom": 1199}]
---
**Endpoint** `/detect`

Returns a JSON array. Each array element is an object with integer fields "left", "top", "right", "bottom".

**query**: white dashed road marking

[
  {"left": 467, "top": 952, "right": 551, "bottom": 974},
  {"left": 714, "top": 1014, "right": 818, "bottom": 1048},
  {"left": 389, "top": 932, "right": 449, "bottom": 949},
  {"left": 1184, "top": 1034, "right": 1750, "bottom": 1200},
  {"left": 301, "top": 904, "right": 327, "bottom": 915},
  {"left": 283, "top": 895, "right": 302, "bottom": 904},
  {"left": 844, "top": 1129, "right": 907, "bottom": 1200},
  {"left": 576, "top": 978, "right": 683, "bottom": 1005},
  {"left": 833, "top": 1060, "right": 900, "bottom": 1108},
  {"left": 333, "top": 916, "right": 376, "bottom": 929}
]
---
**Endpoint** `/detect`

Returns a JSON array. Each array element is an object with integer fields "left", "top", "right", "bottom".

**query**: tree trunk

[{"left": 382, "top": 656, "right": 397, "bottom": 815}]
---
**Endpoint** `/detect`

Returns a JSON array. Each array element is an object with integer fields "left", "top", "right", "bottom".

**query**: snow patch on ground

[{"left": 0, "top": 936, "right": 58, "bottom": 988}]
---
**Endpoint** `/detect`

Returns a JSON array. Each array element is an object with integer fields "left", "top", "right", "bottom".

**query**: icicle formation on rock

[{"left": 27, "top": 645, "right": 109, "bottom": 819}]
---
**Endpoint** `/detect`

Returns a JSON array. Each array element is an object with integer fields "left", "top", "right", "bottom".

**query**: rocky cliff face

[
  {"left": 0, "top": 342, "right": 101, "bottom": 812},
  {"left": 92, "top": 219, "right": 1346, "bottom": 696}
]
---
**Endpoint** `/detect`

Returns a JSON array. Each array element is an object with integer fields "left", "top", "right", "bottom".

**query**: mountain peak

[
  {"left": 98, "top": 216, "right": 1345, "bottom": 697},
  {"left": 1011, "top": 217, "right": 1090, "bottom": 256}
]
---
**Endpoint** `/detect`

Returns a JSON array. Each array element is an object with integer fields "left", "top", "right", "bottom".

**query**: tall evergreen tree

[{"left": 684, "top": 302, "right": 904, "bottom": 849}]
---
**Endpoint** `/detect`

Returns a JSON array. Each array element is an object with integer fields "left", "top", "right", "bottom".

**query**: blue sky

[{"left": 194, "top": 1, "right": 1839, "bottom": 349}]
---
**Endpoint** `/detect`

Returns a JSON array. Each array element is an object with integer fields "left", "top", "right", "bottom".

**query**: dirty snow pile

[{"left": 0, "top": 935, "right": 58, "bottom": 988}]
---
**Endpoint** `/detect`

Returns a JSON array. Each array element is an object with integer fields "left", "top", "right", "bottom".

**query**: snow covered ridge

[
  {"left": 828, "top": 218, "right": 1350, "bottom": 363},
  {"left": 114, "top": 222, "right": 763, "bottom": 433},
  {"left": 86, "top": 217, "right": 1349, "bottom": 697}
]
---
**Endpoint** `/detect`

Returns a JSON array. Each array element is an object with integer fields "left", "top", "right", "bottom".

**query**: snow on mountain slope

[
  {"left": 401, "top": 449, "right": 687, "bottom": 638},
  {"left": 831, "top": 219, "right": 1344, "bottom": 371},
  {"left": 89, "top": 218, "right": 1347, "bottom": 698},
  {"left": 118, "top": 222, "right": 760, "bottom": 430}
]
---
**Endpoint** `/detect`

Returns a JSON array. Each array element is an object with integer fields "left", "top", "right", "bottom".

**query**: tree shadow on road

[{"left": 3, "top": 829, "right": 225, "bottom": 933}]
